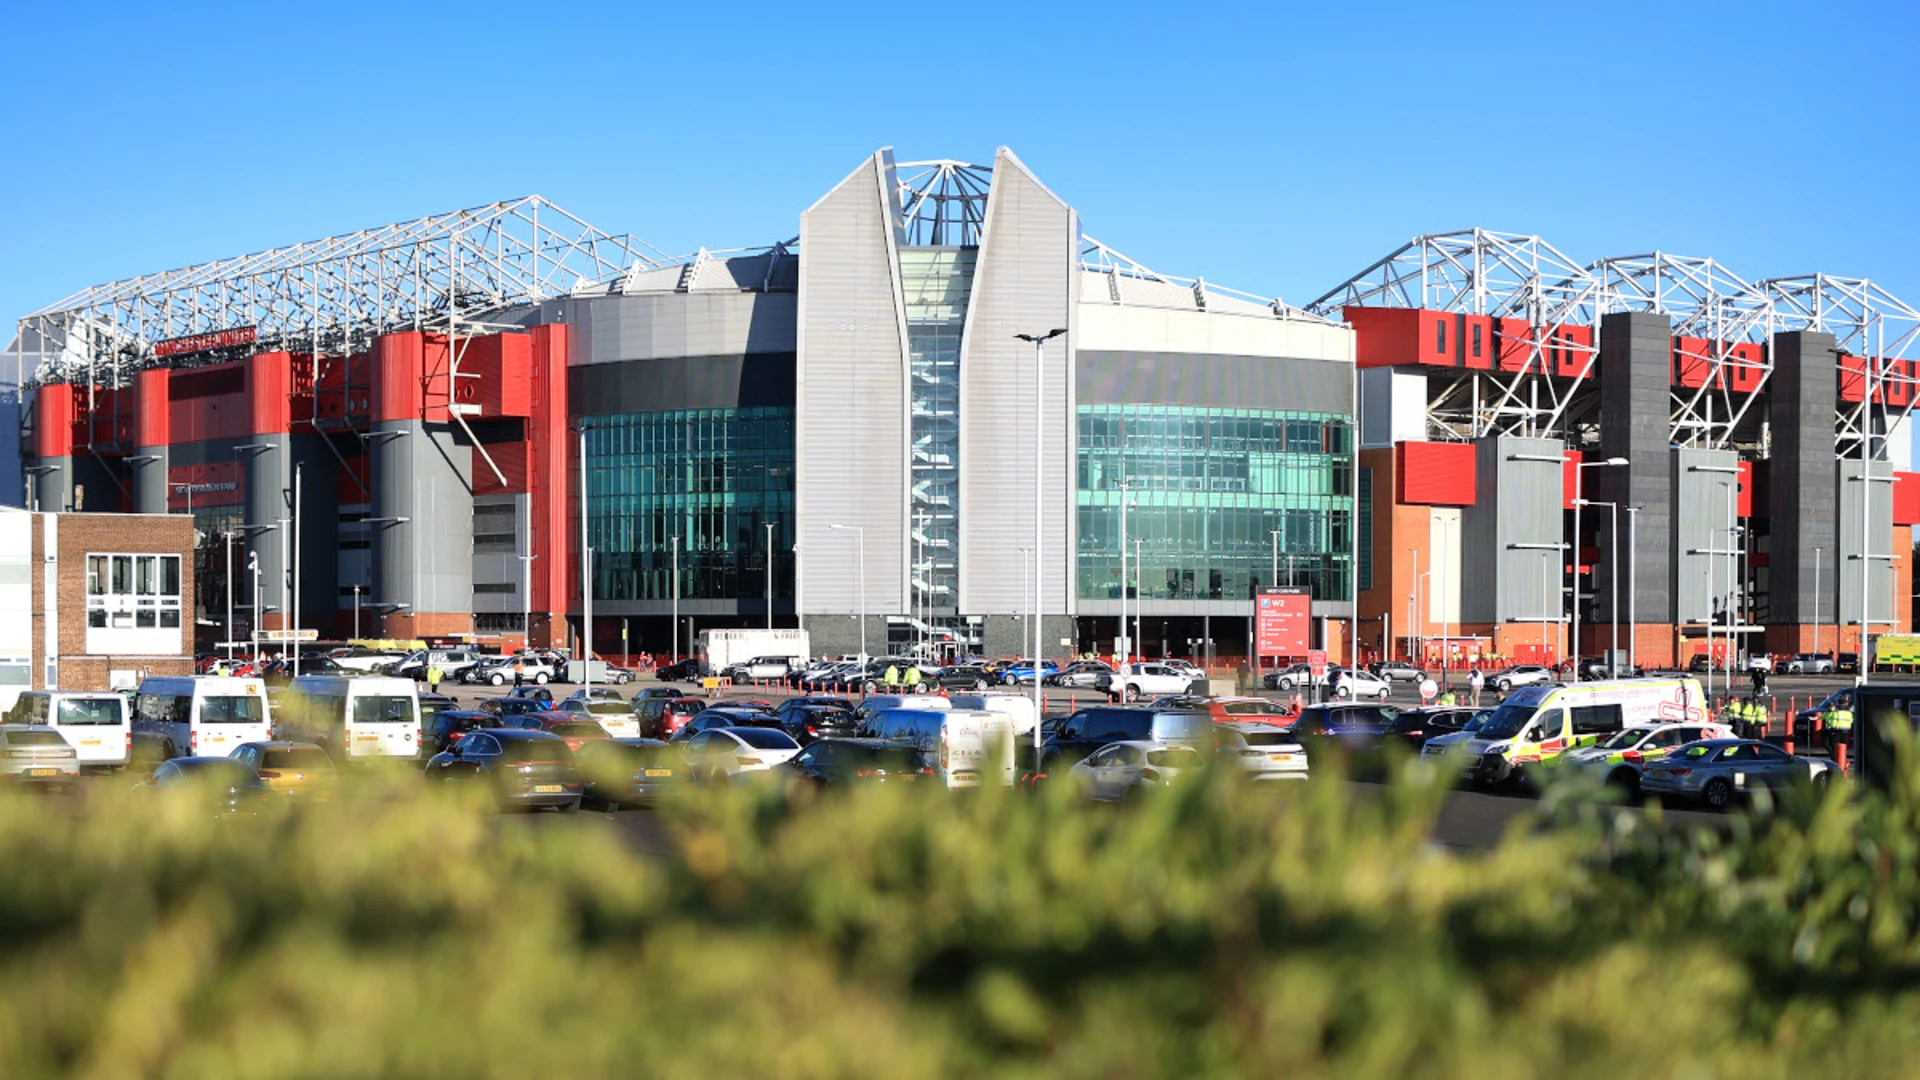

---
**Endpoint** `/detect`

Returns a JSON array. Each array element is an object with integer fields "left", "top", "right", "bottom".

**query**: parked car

[
  {"left": 1263, "top": 663, "right": 1318, "bottom": 691},
  {"left": 655, "top": 658, "right": 703, "bottom": 682},
  {"left": 1781, "top": 653, "right": 1836, "bottom": 675},
  {"left": 1369, "top": 660, "right": 1426, "bottom": 683},
  {"left": 1038, "top": 705, "right": 1214, "bottom": 777},
  {"left": 462, "top": 656, "right": 558, "bottom": 686},
  {"left": 1745, "top": 654, "right": 1776, "bottom": 673},
  {"left": 723, "top": 656, "right": 800, "bottom": 682},
  {"left": 1485, "top": 665, "right": 1554, "bottom": 692},
  {"left": 1384, "top": 706, "right": 1481, "bottom": 749},
  {"left": 999, "top": 659, "right": 1061, "bottom": 686},
  {"left": 633, "top": 686, "right": 688, "bottom": 702},
  {"left": 391, "top": 648, "right": 487, "bottom": 682},
  {"left": 1150, "top": 695, "right": 1294, "bottom": 726},
  {"left": 1556, "top": 721, "right": 1735, "bottom": 796},
  {"left": 1105, "top": 662, "right": 1200, "bottom": 702},
  {"left": 923, "top": 665, "right": 993, "bottom": 692},
  {"left": 1068, "top": 741, "right": 1207, "bottom": 801},
  {"left": 1286, "top": 703, "right": 1404, "bottom": 773},
  {"left": 1639, "top": 738, "right": 1835, "bottom": 808},
  {"left": 773, "top": 699, "right": 860, "bottom": 744},
  {"left": 1837, "top": 652, "right": 1862, "bottom": 674},
  {"left": 553, "top": 698, "right": 642, "bottom": 738},
  {"left": 504, "top": 686, "right": 555, "bottom": 704},
  {"left": 0, "top": 725, "right": 78, "bottom": 788},
  {"left": 635, "top": 696, "right": 708, "bottom": 739},
  {"left": 475, "top": 697, "right": 549, "bottom": 721},
  {"left": 417, "top": 693, "right": 458, "bottom": 728},
  {"left": 1216, "top": 722, "right": 1309, "bottom": 781},
  {"left": 424, "top": 710, "right": 495, "bottom": 755},
  {"left": 228, "top": 741, "right": 336, "bottom": 799},
  {"left": 423, "top": 729, "right": 581, "bottom": 811},
  {"left": 1329, "top": 668, "right": 1392, "bottom": 702},
  {"left": 528, "top": 713, "right": 613, "bottom": 753},
  {"left": 668, "top": 707, "right": 786, "bottom": 744},
  {"left": 138, "top": 756, "right": 272, "bottom": 814},
  {"left": 1050, "top": 660, "right": 1115, "bottom": 689},
  {"left": 680, "top": 727, "right": 803, "bottom": 782},
  {"left": 576, "top": 738, "right": 686, "bottom": 808},
  {"left": 781, "top": 738, "right": 929, "bottom": 788}
]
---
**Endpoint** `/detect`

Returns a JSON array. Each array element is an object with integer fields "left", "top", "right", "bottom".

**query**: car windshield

[
  {"left": 1150, "top": 713, "right": 1212, "bottom": 743},
  {"left": 6, "top": 729, "right": 68, "bottom": 747},
  {"left": 263, "top": 747, "right": 332, "bottom": 770},
  {"left": 728, "top": 728, "right": 799, "bottom": 751},
  {"left": 549, "top": 722, "right": 605, "bottom": 738},
  {"left": 351, "top": 696, "right": 415, "bottom": 723},
  {"left": 1597, "top": 728, "right": 1650, "bottom": 750},
  {"left": 500, "top": 739, "right": 570, "bottom": 764},
  {"left": 1147, "top": 747, "right": 1203, "bottom": 769},
  {"left": 586, "top": 702, "right": 630, "bottom": 715},
  {"left": 56, "top": 698, "right": 122, "bottom": 725},
  {"left": 201, "top": 695, "right": 265, "bottom": 724},
  {"left": 1476, "top": 703, "right": 1537, "bottom": 740},
  {"left": 1238, "top": 730, "right": 1297, "bottom": 748}
]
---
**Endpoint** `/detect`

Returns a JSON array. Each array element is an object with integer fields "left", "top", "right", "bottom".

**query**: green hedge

[{"left": 1, "top": 755, "right": 1919, "bottom": 1077}]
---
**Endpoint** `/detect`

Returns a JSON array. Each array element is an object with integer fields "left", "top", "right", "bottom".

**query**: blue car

[{"left": 1000, "top": 659, "right": 1061, "bottom": 686}]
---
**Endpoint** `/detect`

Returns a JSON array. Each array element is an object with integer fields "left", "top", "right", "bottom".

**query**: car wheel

[
  {"left": 559, "top": 797, "right": 581, "bottom": 814},
  {"left": 1335, "top": 685, "right": 1350, "bottom": 699},
  {"left": 1607, "top": 767, "right": 1641, "bottom": 798},
  {"left": 1377, "top": 690, "right": 1389, "bottom": 703},
  {"left": 1002, "top": 674, "right": 1017, "bottom": 686},
  {"left": 491, "top": 674, "right": 505, "bottom": 686},
  {"left": 535, "top": 673, "right": 549, "bottom": 685},
  {"left": 1812, "top": 771, "right": 1832, "bottom": 793},
  {"left": 1124, "top": 686, "right": 1140, "bottom": 703},
  {"left": 1703, "top": 777, "right": 1733, "bottom": 809},
  {"left": 1496, "top": 680, "right": 1511, "bottom": 692},
  {"left": 863, "top": 681, "right": 878, "bottom": 695}
]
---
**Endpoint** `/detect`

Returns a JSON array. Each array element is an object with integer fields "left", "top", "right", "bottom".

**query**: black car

[
  {"left": 782, "top": 738, "right": 929, "bottom": 788},
  {"left": 424, "top": 709, "right": 495, "bottom": 754},
  {"left": 1385, "top": 706, "right": 1480, "bottom": 748},
  {"left": 575, "top": 738, "right": 686, "bottom": 808},
  {"left": 504, "top": 686, "right": 554, "bottom": 704},
  {"left": 424, "top": 729, "right": 581, "bottom": 811},
  {"left": 632, "top": 686, "right": 686, "bottom": 702},
  {"left": 925, "top": 665, "right": 993, "bottom": 692},
  {"left": 773, "top": 698, "right": 859, "bottom": 743},
  {"left": 141, "top": 757, "right": 273, "bottom": 815},
  {"left": 655, "top": 658, "right": 702, "bottom": 682},
  {"left": 669, "top": 708, "right": 786, "bottom": 743},
  {"left": 1038, "top": 705, "right": 1214, "bottom": 777},
  {"left": 478, "top": 697, "right": 549, "bottom": 719},
  {"left": 1838, "top": 652, "right": 1862, "bottom": 674},
  {"left": 418, "top": 693, "right": 458, "bottom": 726}
]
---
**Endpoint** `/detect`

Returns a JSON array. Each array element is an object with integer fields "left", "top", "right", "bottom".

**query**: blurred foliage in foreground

[{"left": 3, "top": 755, "right": 1920, "bottom": 1079}]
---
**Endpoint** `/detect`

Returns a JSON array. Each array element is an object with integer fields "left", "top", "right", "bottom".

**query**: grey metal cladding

[
  {"left": 796, "top": 151, "right": 909, "bottom": 616},
  {"left": 1671, "top": 449, "right": 1741, "bottom": 624},
  {"left": 131, "top": 445, "right": 168, "bottom": 514},
  {"left": 1461, "top": 436, "right": 1565, "bottom": 625},
  {"left": 567, "top": 292, "right": 797, "bottom": 365},
  {"left": 1836, "top": 458, "right": 1895, "bottom": 626},
  {"left": 1075, "top": 351, "right": 1351, "bottom": 412},
  {"left": 370, "top": 421, "right": 473, "bottom": 617},
  {"left": 956, "top": 148, "right": 1076, "bottom": 615},
  {"left": 244, "top": 433, "right": 290, "bottom": 608},
  {"left": 568, "top": 354, "right": 796, "bottom": 415},
  {"left": 1595, "top": 312, "right": 1674, "bottom": 623},
  {"left": 1768, "top": 331, "right": 1839, "bottom": 625}
]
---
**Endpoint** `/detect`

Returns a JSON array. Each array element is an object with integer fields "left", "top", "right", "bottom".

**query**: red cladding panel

[
  {"left": 1727, "top": 342, "right": 1766, "bottom": 395},
  {"left": 1495, "top": 318, "right": 1534, "bottom": 373},
  {"left": 527, "top": 324, "right": 570, "bottom": 614},
  {"left": 1548, "top": 325, "right": 1595, "bottom": 378},
  {"left": 1839, "top": 354, "right": 1867, "bottom": 403},
  {"left": 1672, "top": 335, "right": 1716, "bottom": 389},
  {"left": 166, "top": 461, "right": 243, "bottom": 510},
  {"left": 1394, "top": 441, "right": 1477, "bottom": 506},
  {"left": 1563, "top": 449, "right": 1583, "bottom": 510},
  {"left": 1346, "top": 307, "right": 1421, "bottom": 368},
  {"left": 33, "top": 384, "right": 76, "bottom": 458},
  {"left": 1736, "top": 460, "right": 1753, "bottom": 518},
  {"left": 167, "top": 363, "right": 249, "bottom": 444},
  {"left": 133, "top": 368, "right": 170, "bottom": 447},
  {"left": 1462, "top": 314, "right": 1493, "bottom": 371},
  {"left": 1884, "top": 358, "right": 1913, "bottom": 409},
  {"left": 1895, "top": 472, "right": 1920, "bottom": 527},
  {"left": 473, "top": 440, "right": 529, "bottom": 496},
  {"left": 372, "top": 333, "right": 425, "bottom": 422},
  {"left": 245, "top": 352, "right": 293, "bottom": 435},
  {"left": 459, "top": 332, "right": 534, "bottom": 418}
]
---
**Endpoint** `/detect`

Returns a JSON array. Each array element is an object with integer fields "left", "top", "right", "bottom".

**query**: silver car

[
  {"left": 1066, "top": 740, "right": 1207, "bottom": 801},
  {"left": 1216, "top": 721, "right": 1308, "bottom": 781},
  {"left": 1638, "top": 738, "right": 1834, "bottom": 809},
  {"left": 1485, "top": 665, "right": 1554, "bottom": 692},
  {"left": 0, "top": 724, "right": 79, "bottom": 787}
]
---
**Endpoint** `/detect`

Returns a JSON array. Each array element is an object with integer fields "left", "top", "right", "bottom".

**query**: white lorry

[{"left": 697, "top": 629, "right": 811, "bottom": 678}]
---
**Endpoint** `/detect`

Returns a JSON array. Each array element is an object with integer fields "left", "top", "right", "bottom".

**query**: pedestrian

[
  {"left": 1418, "top": 676, "right": 1438, "bottom": 706},
  {"left": 882, "top": 663, "right": 900, "bottom": 690},
  {"left": 1469, "top": 668, "right": 1484, "bottom": 709},
  {"left": 1821, "top": 695, "right": 1854, "bottom": 758},
  {"left": 1437, "top": 686, "right": 1457, "bottom": 707},
  {"left": 427, "top": 662, "right": 443, "bottom": 694},
  {"left": 904, "top": 664, "right": 922, "bottom": 693},
  {"left": 513, "top": 658, "right": 525, "bottom": 689}
]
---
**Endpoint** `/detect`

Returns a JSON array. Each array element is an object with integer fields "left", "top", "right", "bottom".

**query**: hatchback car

[
  {"left": 529, "top": 714, "right": 613, "bottom": 753},
  {"left": 654, "top": 658, "right": 703, "bottom": 682},
  {"left": 1216, "top": 722, "right": 1308, "bottom": 781},
  {"left": 228, "top": 741, "right": 336, "bottom": 799},
  {"left": 1329, "top": 668, "right": 1392, "bottom": 702},
  {"left": 635, "top": 696, "right": 708, "bottom": 739},
  {"left": 1486, "top": 665, "right": 1554, "bottom": 692},
  {"left": 1369, "top": 660, "right": 1426, "bottom": 683},
  {"left": 680, "top": 727, "right": 803, "bottom": 782},
  {"left": 1557, "top": 722, "right": 1735, "bottom": 796},
  {"left": 1051, "top": 660, "right": 1116, "bottom": 689},
  {"left": 1067, "top": 741, "right": 1206, "bottom": 801},
  {"left": 424, "top": 729, "right": 582, "bottom": 811},
  {"left": 1384, "top": 706, "right": 1481, "bottom": 748},
  {"left": 781, "top": 738, "right": 929, "bottom": 788},
  {"left": 0, "top": 725, "right": 78, "bottom": 788},
  {"left": 575, "top": 738, "right": 686, "bottom": 808},
  {"left": 425, "top": 710, "right": 495, "bottom": 754},
  {"left": 140, "top": 756, "right": 273, "bottom": 814},
  {"left": 774, "top": 700, "right": 860, "bottom": 744},
  {"left": 1781, "top": 653, "right": 1836, "bottom": 675},
  {"left": 669, "top": 707, "right": 785, "bottom": 743},
  {"left": 1639, "top": 738, "right": 1835, "bottom": 808}
]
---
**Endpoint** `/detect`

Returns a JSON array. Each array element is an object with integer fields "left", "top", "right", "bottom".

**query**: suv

[
  {"left": 1485, "top": 665, "right": 1553, "bottom": 692},
  {"left": 1782, "top": 653, "right": 1835, "bottom": 674},
  {"left": 725, "top": 656, "right": 799, "bottom": 682},
  {"left": 633, "top": 696, "right": 707, "bottom": 739},
  {"left": 1038, "top": 705, "right": 1214, "bottom": 776},
  {"left": 394, "top": 649, "right": 486, "bottom": 681},
  {"left": 1106, "top": 662, "right": 1199, "bottom": 702},
  {"left": 1369, "top": 660, "right": 1425, "bottom": 683},
  {"left": 462, "top": 655, "right": 558, "bottom": 686}
]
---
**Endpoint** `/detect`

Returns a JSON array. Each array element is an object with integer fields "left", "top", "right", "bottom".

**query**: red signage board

[
  {"left": 1307, "top": 649, "right": 1328, "bottom": 679},
  {"left": 155, "top": 326, "right": 257, "bottom": 358},
  {"left": 166, "top": 461, "right": 244, "bottom": 509},
  {"left": 1255, "top": 587, "right": 1310, "bottom": 657}
]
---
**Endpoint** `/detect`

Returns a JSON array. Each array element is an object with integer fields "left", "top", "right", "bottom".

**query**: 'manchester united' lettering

[{"left": 154, "top": 326, "right": 257, "bottom": 357}]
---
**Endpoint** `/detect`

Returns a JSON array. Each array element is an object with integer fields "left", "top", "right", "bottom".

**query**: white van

[
  {"left": 947, "top": 692, "right": 1039, "bottom": 737},
  {"left": 1422, "top": 676, "right": 1708, "bottom": 784},
  {"left": 11, "top": 691, "right": 130, "bottom": 769},
  {"left": 853, "top": 695, "right": 952, "bottom": 723},
  {"left": 133, "top": 676, "right": 273, "bottom": 759},
  {"left": 282, "top": 675, "right": 422, "bottom": 759},
  {"left": 861, "top": 706, "right": 1015, "bottom": 789}
]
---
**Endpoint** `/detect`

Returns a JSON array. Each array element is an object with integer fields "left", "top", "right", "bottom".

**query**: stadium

[{"left": 7, "top": 147, "right": 1917, "bottom": 669}]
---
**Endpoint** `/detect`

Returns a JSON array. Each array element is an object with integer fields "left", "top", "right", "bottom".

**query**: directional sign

[
  {"left": 1307, "top": 649, "right": 1328, "bottom": 680},
  {"left": 1255, "top": 587, "right": 1311, "bottom": 657},
  {"left": 260, "top": 628, "right": 319, "bottom": 642}
]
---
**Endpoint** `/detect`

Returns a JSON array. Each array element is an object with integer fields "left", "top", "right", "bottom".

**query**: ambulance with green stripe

[{"left": 1420, "top": 677, "right": 1708, "bottom": 787}]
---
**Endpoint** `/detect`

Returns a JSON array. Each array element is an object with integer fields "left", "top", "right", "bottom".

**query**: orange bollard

[
  {"left": 1838, "top": 742, "right": 1850, "bottom": 772},
  {"left": 1785, "top": 735, "right": 1795, "bottom": 755}
]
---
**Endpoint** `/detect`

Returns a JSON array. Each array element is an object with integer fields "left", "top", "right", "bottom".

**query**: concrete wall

[
  {"left": 1460, "top": 436, "right": 1565, "bottom": 625},
  {"left": 1594, "top": 312, "right": 1674, "bottom": 624},
  {"left": 1075, "top": 350, "right": 1349, "bottom": 412},
  {"left": 369, "top": 420, "right": 472, "bottom": 633},
  {"left": 796, "top": 150, "right": 910, "bottom": 619},
  {"left": 1769, "top": 331, "right": 1839, "bottom": 627},
  {"left": 1837, "top": 457, "right": 1896, "bottom": 627},
  {"left": 1671, "top": 448, "right": 1742, "bottom": 624}
]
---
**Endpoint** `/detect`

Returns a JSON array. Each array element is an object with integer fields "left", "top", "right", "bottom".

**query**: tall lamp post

[
  {"left": 829, "top": 524, "right": 867, "bottom": 663},
  {"left": 1133, "top": 537, "right": 1143, "bottom": 672},
  {"left": 224, "top": 531, "right": 236, "bottom": 662},
  {"left": 1117, "top": 483, "right": 1135, "bottom": 663},
  {"left": 671, "top": 535, "right": 681, "bottom": 663},
  {"left": 1015, "top": 327, "right": 1067, "bottom": 759},
  {"left": 1570, "top": 456, "right": 1629, "bottom": 682},
  {"left": 764, "top": 520, "right": 776, "bottom": 632},
  {"left": 1625, "top": 506, "right": 1639, "bottom": 675},
  {"left": 1813, "top": 545, "right": 1822, "bottom": 663}
]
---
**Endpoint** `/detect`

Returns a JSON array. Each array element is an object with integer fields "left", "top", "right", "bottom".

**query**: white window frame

[{"left": 86, "top": 553, "right": 184, "bottom": 631}]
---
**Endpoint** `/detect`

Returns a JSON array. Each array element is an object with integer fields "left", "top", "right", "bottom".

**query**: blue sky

[{"left": 3, "top": 0, "right": 1916, "bottom": 331}]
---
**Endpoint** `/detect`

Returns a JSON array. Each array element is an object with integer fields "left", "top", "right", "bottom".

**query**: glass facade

[
  {"left": 583, "top": 407, "right": 795, "bottom": 603},
  {"left": 1077, "top": 405, "right": 1353, "bottom": 603},
  {"left": 898, "top": 246, "right": 973, "bottom": 616}
]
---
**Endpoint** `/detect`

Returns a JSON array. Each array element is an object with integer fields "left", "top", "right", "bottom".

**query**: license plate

[
  {"left": 27, "top": 768, "right": 56, "bottom": 777},
  {"left": 533, "top": 784, "right": 564, "bottom": 794},
  {"left": 1269, "top": 753, "right": 1300, "bottom": 763},
  {"left": 643, "top": 769, "right": 673, "bottom": 778}
]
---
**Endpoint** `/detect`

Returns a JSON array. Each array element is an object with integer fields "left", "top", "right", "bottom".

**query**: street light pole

[
  {"left": 352, "top": 584, "right": 360, "bottom": 640},
  {"left": 1813, "top": 545, "right": 1822, "bottom": 663},
  {"left": 764, "top": 520, "right": 775, "bottom": 632},
  {"left": 829, "top": 524, "right": 866, "bottom": 663},
  {"left": 1134, "top": 537, "right": 1143, "bottom": 673},
  {"left": 671, "top": 535, "right": 680, "bottom": 663},
  {"left": 1625, "top": 506, "right": 1639, "bottom": 675},
  {"left": 224, "top": 531, "right": 235, "bottom": 662},
  {"left": 1571, "top": 457, "right": 1629, "bottom": 682},
  {"left": 1015, "top": 328, "right": 1067, "bottom": 762},
  {"left": 578, "top": 424, "right": 594, "bottom": 696},
  {"left": 1118, "top": 482, "right": 1129, "bottom": 664},
  {"left": 1269, "top": 527, "right": 1280, "bottom": 677},
  {"left": 1575, "top": 499, "right": 1620, "bottom": 677}
]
